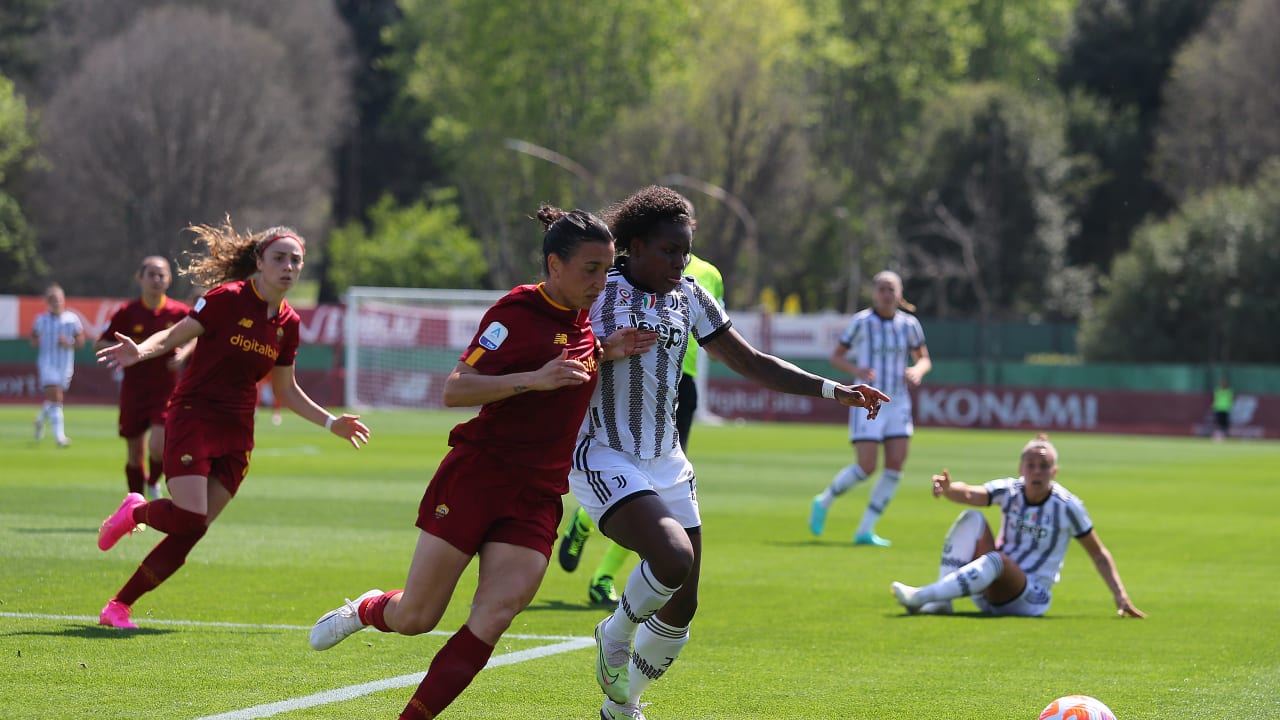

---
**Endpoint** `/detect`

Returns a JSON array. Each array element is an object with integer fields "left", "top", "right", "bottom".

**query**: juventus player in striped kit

[
  {"left": 891, "top": 433, "right": 1144, "bottom": 619},
  {"left": 570, "top": 186, "right": 890, "bottom": 720},
  {"left": 31, "top": 283, "right": 86, "bottom": 447},
  {"left": 809, "top": 270, "right": 931, "bottom": 546}
]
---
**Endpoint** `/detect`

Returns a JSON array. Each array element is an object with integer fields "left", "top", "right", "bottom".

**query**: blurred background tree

[{"left": 3, "top": 0, "right": 1273, "bottom": 364}]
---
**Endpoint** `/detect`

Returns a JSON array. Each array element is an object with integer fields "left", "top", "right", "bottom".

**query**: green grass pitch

[{"left": 2, "top": 405, "right": 1277, "bottom": 718}]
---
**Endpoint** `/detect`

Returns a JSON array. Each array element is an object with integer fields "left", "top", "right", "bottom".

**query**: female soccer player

[
  {"left": 95, "top": 256, "right": 192, "bottom": 498},
  {"left": 570, "top": 186, "right": 889, "bottom": 720},
  {"left": 31, "top": 283, "right": 86, "bottom": 447},
  {"left": 891, "top": 433, "right": 1145, "bottom": 619},
  {"left": 95, "top": 221, "right": 369, "bottom": 629},
  {"left": 307, "top": 207, "right": 657, "bottom": 720},
  {"left": 809, "top": 269, "right": 931, "bottom": 546}
]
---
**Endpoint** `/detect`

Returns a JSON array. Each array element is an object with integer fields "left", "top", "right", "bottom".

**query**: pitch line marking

[{"left": 190, "top": 636, "right": 595, "bottom": 720}]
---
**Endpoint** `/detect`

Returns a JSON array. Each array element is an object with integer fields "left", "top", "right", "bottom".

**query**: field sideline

[{"left": 2, "top": 405, "right": 1277, "bottom": 719}]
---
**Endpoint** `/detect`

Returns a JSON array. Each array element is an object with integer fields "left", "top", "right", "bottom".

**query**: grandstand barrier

[{"left": 1, "top": 294, "right": 1275, "bottom": 438}]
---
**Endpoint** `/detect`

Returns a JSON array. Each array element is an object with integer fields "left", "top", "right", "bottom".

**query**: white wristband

[
  {"left": 821, "top": 379, "right": 838, "bottom": 399},
  {"left": 324, "top": 414, "right": 337, "bottom": 431}
]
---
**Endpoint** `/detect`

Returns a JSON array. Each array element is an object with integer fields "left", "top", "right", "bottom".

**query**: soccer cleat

[
  {"left": 891, "top": 581, "right": 925, "bottom": 614},
  {"left": 917, "top": 600, "right": 954, "bottom": 615},
  {"left": 309, "top": 589, "right": 383, "bottom": 650},
  {"left": 145, "top": 482, "right": 163, "bottom": 501},
  {"left": 99, "top": 599, "right": 138, "bottom": 629},
  {"left": 589, "top": 576, "right": 619, "bottom": 606},
  {"left": 33, "top": 418, "right": 44, "bottom": 441},
  {"left": 98, "top": 493, "right": 147, "bottom": 551},
  {"left": 558, "top": 515, "right": 592, "bottom": 572},
  {"left": 600, "top": 699, "right": 648, "bottom": 720},
  {"left": 854, "top": 531, "right": 892, "bottom": 547},
  {"left": 56, "top": 437, "right": 71, "bottom": 448},
  {"left": 808, "top": 495, "right": 828, "bottom": 536},
  {"left": 594, "top": 617, "right": 630, "bottom": 704}
]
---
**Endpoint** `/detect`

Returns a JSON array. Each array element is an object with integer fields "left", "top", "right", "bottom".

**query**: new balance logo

[
  {"left": 238, "top": 318, "right": 254, "bottom": 328},
  {"left": 554, "top": 333, "right": 568, "bottom": 345}
]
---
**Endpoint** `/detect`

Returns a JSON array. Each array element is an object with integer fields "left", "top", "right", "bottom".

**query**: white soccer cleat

[
  {"left": 600, "top": 699, "right": 648, "bottom": 720},
  {"left": 309, "top": 589, "right": 383, "bottom": 650},
  {"left": 891, "top": 581, "right": 925, "bottom": 614},
  {"left": 145, "top": 482, "right": 163, "bottom": 501}
]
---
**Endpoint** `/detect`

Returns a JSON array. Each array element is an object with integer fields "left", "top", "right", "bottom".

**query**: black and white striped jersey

[
  {"left": 580, "top": 264, "right": 729, "bottom": 459},
  {"left": 985, "top": 477, "right": 1094, "bottom": 590},
  {"left": 836, "top": 309, "right": 926, "bottom": 399}
]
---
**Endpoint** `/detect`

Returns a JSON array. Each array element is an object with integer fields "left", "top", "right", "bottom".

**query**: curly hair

[
  {"left": 181, "top": 217, "right": 303, "bottom": 288},
  {"left": 603, "top": 185, "right": 694, "bottom": 251}
]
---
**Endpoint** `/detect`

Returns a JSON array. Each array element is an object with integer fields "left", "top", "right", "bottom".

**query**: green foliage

[
  {"left": 897, "top": 83, "right": 1087, "bottom": 320},
  {"left": 1079, "top": 162, "right": 1280, "bottom": 362},
  {"left": 0, "top": 73, "right": 42, "bottom": 291},
  {"left": 325, "top": 189, "right": 488, "bottom": 292},
  {"left": 3, "top": 407, "right": 1278, "bottom": 718}
]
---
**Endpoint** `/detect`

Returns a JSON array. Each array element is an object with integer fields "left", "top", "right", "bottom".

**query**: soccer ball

[{"left": 1038, "top": 695, "right": 1116, "bottom": 720}]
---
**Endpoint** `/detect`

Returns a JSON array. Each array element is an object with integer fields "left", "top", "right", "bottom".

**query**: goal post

[{"left": 342, "top": 286, "right": 504, "bottom": 409}]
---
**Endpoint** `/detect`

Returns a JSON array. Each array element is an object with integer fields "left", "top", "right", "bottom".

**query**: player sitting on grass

[{"left": 891, "top": 433, "right": 1145, "bottom": 619}]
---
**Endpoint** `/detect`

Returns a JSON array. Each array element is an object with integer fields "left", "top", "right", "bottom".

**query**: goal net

[{"left": 343, "top": 286, "right": 504, "bottom": 409}]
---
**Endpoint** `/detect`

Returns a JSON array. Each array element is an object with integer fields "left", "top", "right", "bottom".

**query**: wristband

[
  {"left": 324, "top": 414, "right": 337, "bottom": 431},
  {"left": 821, "top": 379, "right": 838, "bottom": 399}
]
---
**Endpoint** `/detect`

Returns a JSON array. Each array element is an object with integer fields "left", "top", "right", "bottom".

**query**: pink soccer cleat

[
  {"left": 98, "top": 493, "right": 147, "bottom": 551},
  {"left": 99, "top": 599, "right": 138, "bottom": 629}
]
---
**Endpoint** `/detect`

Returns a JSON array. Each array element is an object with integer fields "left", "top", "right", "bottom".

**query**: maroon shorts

[
  {"left": 164, "top": 404, "right": 253, "bottom": 496},
  {"left": 416, "top": 445, "right": 565, "bottom": 558},
  {"left": 117, "top": 395, "right": 169, "bottom": 438}
]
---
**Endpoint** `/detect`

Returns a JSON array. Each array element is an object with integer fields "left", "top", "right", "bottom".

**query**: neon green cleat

[
  {"left": 589, "top": 575, "right": 619, "bottom": 606},
  {"left": 594, "top": 617, "right": 630, "bottom": 704},
  {"left": 558, "top": 513, "right": 593, "bottom": 572}
]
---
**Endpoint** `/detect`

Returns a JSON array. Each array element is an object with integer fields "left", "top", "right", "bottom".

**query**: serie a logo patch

[{"left": 479, "top": 322, "right": 509, "bottom": 350}]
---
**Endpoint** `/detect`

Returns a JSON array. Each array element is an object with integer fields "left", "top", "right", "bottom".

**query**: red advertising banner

[{"left": 703, "top": 379, "right": 1280, "bottom": 439}]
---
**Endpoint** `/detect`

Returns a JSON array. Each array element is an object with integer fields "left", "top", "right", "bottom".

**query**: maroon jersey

[
  {"left": 447, "top": 283, "right": 600, "bottom": 476},
  {"left": 100, "top": 295, "right": 191, "bottom": 398},
  {"left": 170, "top": 279, "right": 300, "bottom": 425}
]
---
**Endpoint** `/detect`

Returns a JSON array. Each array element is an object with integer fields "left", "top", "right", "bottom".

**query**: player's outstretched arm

[
  {"left": 1077, "top": 530, "right": 1145, "bottom": 618},
  {"left": 704, "top": 327, "right": 889, "bottom": 417},
  {"left": 271, "top": 365, "right": 370, "bottom": 448},
  {"left": 933, "top": 469, "right": 989, "bottom": 506}
]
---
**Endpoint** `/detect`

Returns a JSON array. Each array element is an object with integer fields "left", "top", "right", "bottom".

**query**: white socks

[
  {"left": 49, "top": 403, "right": 66, "bottom": 443},
  {"left": 915, "top": 551, "right": 1003, "bottom": 604},
  {"left": 820, "top": 464, "right": 868, "bottom": 506},
  {"left": 604, "top": 561, "right": 677, "bottom": 652},
  {"left": 856, "top": 469, "right": 901, "bottom": 536},
  {"left": 919, "top": 509, "right": 987, "bottom": 613},
  {"left": 628, "top": 617, "right": 689, "bottom": 703}
]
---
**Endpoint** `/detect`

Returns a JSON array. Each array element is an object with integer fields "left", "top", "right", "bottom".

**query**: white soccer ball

[{"left": 1038, "top": 694, "right": 1116, "bottom": 720}]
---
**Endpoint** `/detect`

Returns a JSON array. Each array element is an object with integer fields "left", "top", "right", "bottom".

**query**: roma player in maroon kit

[
  {"left": 95, "top": 221, "right": 370, "bottom": 630},
  {"left": 308, "top": 206, "right": 656, "bottom": 720},
  {"left": 95, "top": 256, "right": 192, "bottom": 499}
]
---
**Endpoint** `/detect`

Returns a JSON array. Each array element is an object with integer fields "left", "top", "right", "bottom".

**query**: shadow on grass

[
  {"left": 4, "top": 623, "right": 176, "bottom": 639},
  {"left": 523, "top": 599, "right": 616, "bottom": 614}
]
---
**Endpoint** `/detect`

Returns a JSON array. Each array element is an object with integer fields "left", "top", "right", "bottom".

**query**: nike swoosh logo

[{"left": 596, "top": 628, "right": 620, "bottom": 684}]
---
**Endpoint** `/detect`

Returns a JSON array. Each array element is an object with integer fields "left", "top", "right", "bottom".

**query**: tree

[
  {"left": 325, "top": 191, "right": 487, "bottom": 293},
  {"left": 27, "top": 3, "right": 354, "bottom": 296},
  {"left": 1078, "top": 162, "right": 1280, "bottom": 363},
  {"left": 0, "top": 72, "right": 42, "bottom": 292},
  {"left": 388, "top": 0, "right": 683, "bottom": 288},
  {"left": 895, "top": 84, "right": 1087, "bottom": 322},
  {"left": 1154, "top": 0, "right": 1280, "bottom": 201},
  {"left": 1055, "top": 0, "right": 1216, "bottom": 271}
]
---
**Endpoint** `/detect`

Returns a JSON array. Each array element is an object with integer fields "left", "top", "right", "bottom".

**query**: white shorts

[
  {"left": 972, "top": 578, "right": 1053, "bottom": 617},
  {"left": 849, "top": 393, "right": 913, "bottom": 443},
  {"left": 568, "top": 436, "right": 701, "bottom": 530},
  {"left": 37, "top": 363, "right": 73, "bottom": 391}
]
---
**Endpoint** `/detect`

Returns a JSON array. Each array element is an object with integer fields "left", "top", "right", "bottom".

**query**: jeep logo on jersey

[
  {"left": 628, "top": 313, "right": 684, "bottom": 349},
  {"left": 479, "top": 321, "right": 509, "bottom": 350}
]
